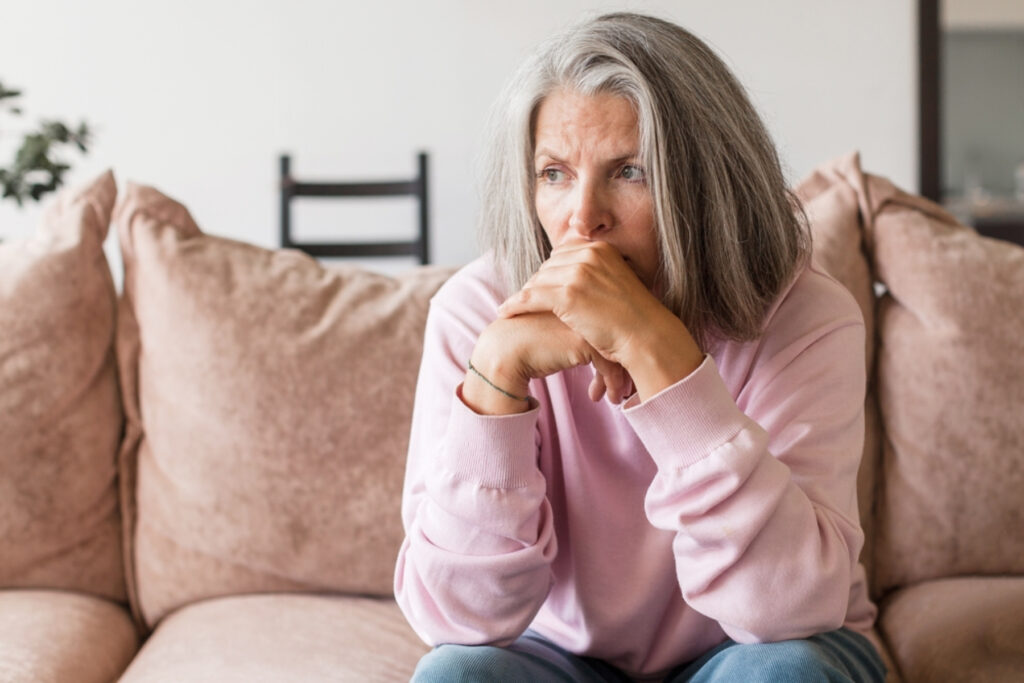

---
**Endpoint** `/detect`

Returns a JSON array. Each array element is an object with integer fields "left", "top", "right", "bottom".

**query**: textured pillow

[
  {"left": 794, "top": 152, "right": 883, "bottom": 581},
  {"left": 865, "top": 171, "right": 1024, "bottom": 592},
  {"left": 879, "top": 577, "right": 1024, "bottom": 683},
  {"left": 0, "top": 171, "right": 126, "bottom": 601},
  {"left": 114, "top": 181, "right": 454, "bottom": 630}
]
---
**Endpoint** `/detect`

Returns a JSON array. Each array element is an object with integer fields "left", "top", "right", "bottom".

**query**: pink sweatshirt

[{"left": 394, "top": 254, "right": 877, "bottom": 677}]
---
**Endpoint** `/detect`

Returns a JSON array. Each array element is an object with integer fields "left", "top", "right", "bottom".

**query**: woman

[{"left": 395, "top": 12, "right": 885, "bottom": 682}]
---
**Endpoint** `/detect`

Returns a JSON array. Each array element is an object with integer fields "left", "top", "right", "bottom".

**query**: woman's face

[{"left": 533, "top": 89, "right": 659, "bottom": 289}]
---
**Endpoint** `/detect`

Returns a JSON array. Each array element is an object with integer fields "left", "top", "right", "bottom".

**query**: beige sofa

[{"left": 1, "top": 153, "right": 1022, "bottom": 682}]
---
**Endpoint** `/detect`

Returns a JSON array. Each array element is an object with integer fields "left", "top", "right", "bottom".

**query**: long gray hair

[{"left": 478, "top": 12, "right": 810, "bottom": 347}]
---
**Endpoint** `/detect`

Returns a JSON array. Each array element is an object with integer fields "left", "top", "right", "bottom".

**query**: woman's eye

[
  {"left": 539, "top": 168, "right": 566, "bottom": 183},
  {"left": 620, "top": 165, "right": 646, "bottom": 182}
]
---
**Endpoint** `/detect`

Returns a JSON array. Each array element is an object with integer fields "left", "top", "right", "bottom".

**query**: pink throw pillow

[
  {"left": 795, "top": 152, "right": 1024, "bottom": 594},
  {"left": 867, "top": 176, "right": 1024, "bottom": 592},
  {"left": 794, "top": 152, "right": 882, "bottom": 580},
  {"left": 114, "top": 181, "right": 453, "bottom": 630},
  {"left": 0, "top": 171, "right": 126, "bottom": 601}
]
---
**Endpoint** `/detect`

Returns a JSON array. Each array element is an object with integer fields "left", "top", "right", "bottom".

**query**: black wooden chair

[{"left": 279, "top": 152, "right": 429, "bottom": 264}]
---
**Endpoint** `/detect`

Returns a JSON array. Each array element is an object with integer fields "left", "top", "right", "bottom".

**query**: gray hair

[{"left": 478, "top": 12, "right": 810, "bottom": 347}]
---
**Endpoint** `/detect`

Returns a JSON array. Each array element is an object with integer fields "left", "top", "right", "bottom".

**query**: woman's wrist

[
  {"left": 462, "top": 329, "right": 532, "bottom": 415},
  {"left": 618, "top": 310, "right": 704, "bottom": 401},
  {"left": 462, "top": 359, "right": 531, "bottom": 415},
  {"left": 468, "top": 359, "right": 530, "bottom": 402}
]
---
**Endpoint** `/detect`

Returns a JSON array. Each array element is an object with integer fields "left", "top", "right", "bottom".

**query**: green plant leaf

[
  {"left": 41, "top": 120, "right": 71, "bottom": 142},
  {"left": 0, "top": 80, "right": 93, "bottom": 205}
]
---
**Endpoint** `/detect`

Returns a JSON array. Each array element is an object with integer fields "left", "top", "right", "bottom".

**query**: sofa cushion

[
  {"left": 0, "top": 171, "right": 126, "bottom": 602},
  {"left": 794, "top": 153, "right": 878, "bottom": 376},
  {"left": 863, "top": 175, "right": 1024, "bottom": 592},
  {"left": 114, "top": 181, "right": 454, "bottom": 630},
  {"left": 794, "top": 152, "right": 883, "bottom": 579},
  {"left": 878, "top": 577, "right": 1024, "bottom": 682},
  {"left": 118, "top": 594, "right": 428, "bottom": 682},
  {"left": 0, "top": 589, "right": 139, "bottom": 683}
]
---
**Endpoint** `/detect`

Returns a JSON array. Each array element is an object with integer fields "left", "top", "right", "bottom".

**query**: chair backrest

[{"left": 279, "top": 152, "right": 429, "bottom": 264}]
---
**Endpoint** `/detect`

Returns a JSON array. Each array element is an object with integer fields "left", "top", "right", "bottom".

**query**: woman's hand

[
  {"left": 498, "top": 239, "right": 656, "bottom": 362},
  {"left": 497, "top": 239, "right": 704, "bottom": 402},
  {"left": 464, "top": 312, "right": 632, "bottom": 415}
]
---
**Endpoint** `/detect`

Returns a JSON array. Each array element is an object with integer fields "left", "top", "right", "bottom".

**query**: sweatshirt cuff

[
  {"left": 439, "top": 383, "right": 541, "bottom": 489},
  {"left": 623, "top": 355, "right": 749, "bottom": 470}
]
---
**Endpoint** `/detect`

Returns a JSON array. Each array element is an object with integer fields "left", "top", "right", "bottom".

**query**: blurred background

[
  {"left": 0, "top": 0, "right": 982, "bottom": 282},
  {"left": 938, "top": 0, "right": 1024, "bottom": 243}
]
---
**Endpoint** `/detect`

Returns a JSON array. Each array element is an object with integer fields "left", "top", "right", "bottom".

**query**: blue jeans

[{"left": 412, "top": 628, "right": 886, "bottom": 682}]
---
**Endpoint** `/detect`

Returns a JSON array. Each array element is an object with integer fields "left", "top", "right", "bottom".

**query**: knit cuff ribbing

[
  {"left": 623, "top": 355, "right": 749, "bottom": 471},
  {"left": 438, "top": 383, "right": 541, "bottom": 489}
]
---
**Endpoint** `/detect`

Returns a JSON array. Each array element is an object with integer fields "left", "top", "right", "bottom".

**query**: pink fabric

[
  {"left": 119, "top": 594, "right": 427, "bottom": 683},
  {"left": 113, "top": 180, "right": 454, "bottom": 631},
  {"left": 868, "top": 180, "right": 1024, "bottom": 592},
  {"left": 395, "top": 255, "right": 876, "bottom": 677},
  {"left": 792, "top": 151, "right": 884, "bottom": 589},
  {"left": 879, "top": 577, "right": 1024, "bottom": 682},
  {"left": 0, "top": 171, "right": 126, "bottom": 602},
  {"left": 799, "top": 154, "right": 1024, "bottom": 593},
  {"left": 0, "top": 589, "right": 138, "bottom": 683}
]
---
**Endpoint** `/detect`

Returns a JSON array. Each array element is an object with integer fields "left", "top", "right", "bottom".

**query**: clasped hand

[{"left": 482, "top": 239, "right": 664, "bottom": 404}]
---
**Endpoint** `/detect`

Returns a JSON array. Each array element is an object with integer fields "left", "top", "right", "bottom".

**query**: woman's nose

[{"left": 568, "top": 181, "right": 610, "bottom": 237}]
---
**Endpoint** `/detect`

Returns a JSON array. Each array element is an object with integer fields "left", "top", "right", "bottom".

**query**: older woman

[{"left": 395, "top": 12, "right": 886, "bottom": 682}]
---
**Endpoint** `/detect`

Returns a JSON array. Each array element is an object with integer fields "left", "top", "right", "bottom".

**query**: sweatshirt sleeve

[
  {"left": 625, "top": 316, "right": 867, "bottom": 644},
  {"left": 393, "top": 295, "right": 557, "bottom": 647}
]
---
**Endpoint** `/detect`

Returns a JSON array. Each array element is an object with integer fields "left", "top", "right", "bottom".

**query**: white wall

[{"left": 0, "top": 0, "right": 916, "bottom": 280}]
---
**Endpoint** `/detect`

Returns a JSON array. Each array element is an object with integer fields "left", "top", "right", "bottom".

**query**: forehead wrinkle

[{"left": 533, "top": 90, "right": 639, "bottom": 164}]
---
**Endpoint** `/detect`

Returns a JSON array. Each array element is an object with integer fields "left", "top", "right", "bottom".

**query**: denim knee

[
  {"left": 412, "top": 644, "right": 496, "bottom": 682},
  {"left": 695, "top": 639, "right": 852, "bottom": 683},
  {"left": 412, "top": 642, "right": 568, "bottom": 683}
]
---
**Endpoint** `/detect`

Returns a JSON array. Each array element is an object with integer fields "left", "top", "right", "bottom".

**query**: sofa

[{"left": 0, "top": 152, "right": 1021, "bottom": 682}]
